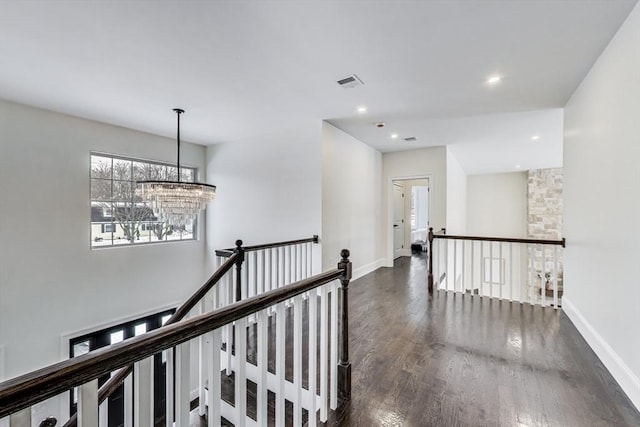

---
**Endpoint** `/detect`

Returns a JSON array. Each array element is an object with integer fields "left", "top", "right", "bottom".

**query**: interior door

[{"left": 393, "top": 183, "right": 405, "bottom": 259}]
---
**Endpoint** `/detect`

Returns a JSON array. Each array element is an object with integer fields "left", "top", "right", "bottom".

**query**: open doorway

[{"left": 391, "top": 178, "right": 430, "bottom": 259}]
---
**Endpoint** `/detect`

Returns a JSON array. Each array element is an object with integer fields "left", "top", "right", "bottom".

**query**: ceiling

[{"left": 0, "top": 1, "right": 636, "bottom": 174}]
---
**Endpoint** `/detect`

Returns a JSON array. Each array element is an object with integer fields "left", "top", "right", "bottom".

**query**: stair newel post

[
  {"left": 234, "top": 240, "right": 245, "bottom": 302},
  {"left": 428, "top": 227, "right": 434, "bottom": 294},
  {"left": 337, "top": 249, "right": 352, "bottom": 402}
]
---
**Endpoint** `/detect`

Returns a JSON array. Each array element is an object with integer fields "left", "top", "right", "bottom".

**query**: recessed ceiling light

[
  {"left": 487, "top": 75, "right": 502, "bottom": 85},
  {"left": 531, "top": 135, "right": 540, "bottom": 140},
  {"left": 391, "top": 133, "right": 399, "bottom": 139},
  {"left": 515, "top": 164, "right": 521, "bottom": 169},
  {"left": 357, "top": 106, "right": 367, "bottom": 113}
]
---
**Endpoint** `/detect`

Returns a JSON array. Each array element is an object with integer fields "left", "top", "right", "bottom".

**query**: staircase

[{"left": 0, "top": 236, "right": 352, "bottom": 427}]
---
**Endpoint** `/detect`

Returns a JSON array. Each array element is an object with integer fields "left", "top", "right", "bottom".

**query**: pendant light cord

[{"left": 173, "top": 108, "right": 184, "bottom": 182}]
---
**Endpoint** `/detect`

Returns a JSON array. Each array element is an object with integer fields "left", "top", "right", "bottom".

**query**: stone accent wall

[
  {"left": 528, "top": 168, "right": 563, "bottom": 239},
  {"left": 527, "top": 168, "right": 564, "bottom": 302}
]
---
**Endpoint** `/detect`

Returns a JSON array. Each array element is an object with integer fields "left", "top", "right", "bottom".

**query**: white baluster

[
  {"left": 252, "top": 251, "right": 258, "bottom": 297},
  {"left": 78, "top": 380, "right": 99, "bottom": 427},
  {"left": 9, "top": 408, "right": 30, "bottom": 427},
  {"left": 124, "top": 374, "right": 133, "bottom": 427},
  {"left": 256, "top": 310, "right": 268, "bottom": 426},
  {"left": 134, "top": 357, "right": 154, "bottom": 427},
  {"left": 259, "top": 250, "right": 266, "bottom": 295},
  {"left": 453, "top": 240, "right": 458, "bottom": 293},
  {"left": 99, "top": 400, "right": 108, "bottom": 427},
  {"left": 199, "top": 301, "right": 207, "bottom": 416},
  {"left": 528, "top": 244, "right": 534, "bottom": 304},
  {"left": 226, "top": 272, "right": 232, "bottom": 376},
  {"left": 470, "top": 241, "right": 475, "bottom": 295},
  {"left": 293, "top": 294, "right": 303, "bottom": 426},
  {"left": 541, "top": 245, "right": 547, "bottom": 307},
  {"left": 319, "top": 285, "right": 329, "bottom": 422},
  {"left": 509, "top": 243, "right": 513, "bottom": 301},
  {"left": 520, "top": 243, "right": 526, "bottom": 304},
  {"left": 235, "top": 318, "right": 247, "bottom": 427},
  {"left": 243, "top": 254, "right": 249, "bottom": 300},
  {"left": 278, "top": 247, "right": 283, "bottom": 289},
  {"left": 165, "top": 349, "right": 174, "bottom": 427},
  {"left": 330, "top": 281, "right": 338, "bottom": 410},
  {"left": 275, "top": 302, "right": 286, "bottom": 425},
  {"left": 175, "top": 342, "right": 190, "bottom": 427},
  {"left": 461, "top": 240, "right": 466, "bottom": 293},
  {"left": 444, "top": 239, "right": 449, "bottom": 291},
  {"left": 293, "top": 244, "right": 298, "bottom": 282},
  {"left": 480, "top": 241, "right": 484, "bottom": 296},
  {"left": 308, "top": 288, "right": 318, "bottom": 427},
  {"left": 207, "top": 329, "right": 221, "bottom": 427},
  {"left": 553, "top": 245, "right": 559, "bottom": 308},
  {"left": 499, "top": 242, "right": 503, "bottom": 300},
  {"left": 489, "top": 241, "right": 494, "bottom": 298},
  {"left": 286, "top": 246, "right": 291, "bottom": 285}
]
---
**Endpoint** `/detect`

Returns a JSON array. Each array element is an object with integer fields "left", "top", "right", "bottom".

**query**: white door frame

[
  {"left": 386, "top": 174, "right": 433, "bottom": 266},
  {"left": 392, "top": 182, "right": 405, "bottom": 259}
]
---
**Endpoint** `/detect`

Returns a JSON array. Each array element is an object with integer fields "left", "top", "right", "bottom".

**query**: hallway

[{"left": 336, "top": 255, "right": 640, "bottom": 426}]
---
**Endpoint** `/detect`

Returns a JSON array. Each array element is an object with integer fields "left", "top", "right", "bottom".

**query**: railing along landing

[{"left": 427, "top": 228, "right": 565, "bottom": 308}]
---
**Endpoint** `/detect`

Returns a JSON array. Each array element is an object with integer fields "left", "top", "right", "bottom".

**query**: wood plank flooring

[{"left": 333, "top": 254, "right": 640, "bottom": 426}]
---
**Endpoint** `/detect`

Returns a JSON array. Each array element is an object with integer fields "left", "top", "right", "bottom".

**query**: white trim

[
  {"left": 59, "top": 301, "right": 181, "bottom": 359},
  {"left": 352, "top": 258, "right": 385, "bottom": 281},
  {"left": 563, "top": 297, "right": 640, "bottom": 411}
]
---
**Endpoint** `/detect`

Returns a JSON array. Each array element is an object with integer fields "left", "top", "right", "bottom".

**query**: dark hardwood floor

[{"left": 333, "top": 254, "right": 640, "bottom": 426}]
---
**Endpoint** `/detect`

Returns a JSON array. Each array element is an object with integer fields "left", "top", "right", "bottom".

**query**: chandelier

[{"left": 136, "top": 108, "right": 216, "bottom": 226}]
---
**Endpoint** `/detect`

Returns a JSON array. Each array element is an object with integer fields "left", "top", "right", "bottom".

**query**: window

[
  {"left": 91, "top": 153, "right": 197, "bottom": 248},
  {"left": 69, "top": 308, "right": 175, "bottom": 425}
]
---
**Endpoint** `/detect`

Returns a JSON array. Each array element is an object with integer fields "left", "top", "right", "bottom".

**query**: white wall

[
  {"left": 205, "top": 122, "right": 323, "bottom": 274},
  {"left": 382, "top": 146, "right": 446, "bottom": 265},
  {"left": 563, "top": 2, "right": 640, "bottom": 410},
  {"left": 446, "top": 148, "right": 467, "bottom": 234},
  {"left": 0, "top": 100, "right": 208, "bottom": 381},
  {"left": 467, "top": 172, "right": 528, "bottom": 237},
  {"left": 321, "top": 123, "right": 383, "bottom": 278}
]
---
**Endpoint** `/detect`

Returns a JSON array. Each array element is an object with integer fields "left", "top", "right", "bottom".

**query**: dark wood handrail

[
  {"left": 62, "top": 252, "right": 238, "bottom": 427},
  {"left": 0, "top": 266, "right": 347, "bottom": 418},
  {"left": 215, "top": 235, "right": 319, "bottom": 257},
  {"left": 433, "top": 233, "right": 565, "bottom": 247}
]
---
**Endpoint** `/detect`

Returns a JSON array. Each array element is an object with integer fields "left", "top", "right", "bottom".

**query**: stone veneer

[
  {"left": 527, "top": 168, "right": 564, "bottom": 301},
  {"left": 528, "top": 168, "right": 563, "bottom": 240}
]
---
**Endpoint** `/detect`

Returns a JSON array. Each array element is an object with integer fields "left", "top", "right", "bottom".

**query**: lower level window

[{"left": 69, "top": 308, "right": 175, "bottom": 426}]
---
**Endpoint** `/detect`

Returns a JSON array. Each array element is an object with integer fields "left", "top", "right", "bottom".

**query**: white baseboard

[
  {"left": 352, "top": 258, "right": 386, "bottom": 281},
  {"left": 563, "top": 297, "right": 640, "bottom": 411}
]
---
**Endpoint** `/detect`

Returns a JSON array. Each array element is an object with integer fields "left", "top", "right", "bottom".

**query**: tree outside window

[{"left": 90, "top": 153, "right": 196, "bottom": 248}]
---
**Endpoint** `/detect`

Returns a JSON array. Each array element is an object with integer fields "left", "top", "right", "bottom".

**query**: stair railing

[
  {"left": 0, "top": 248, "right": 351, "bottom": 427},
  {"left": 57, "top": 235, "right": 318, "bottom": 427},
  {"left": 427, "top": 227, "right": 565, "bottom": 307}
]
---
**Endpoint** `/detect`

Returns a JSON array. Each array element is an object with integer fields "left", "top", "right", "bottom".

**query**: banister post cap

[
  {"left": 235, "top": 239, "right": 243, "bottom": 248},
  {"left": 340, "top": 249, "right": 350, "bottom": 260}
]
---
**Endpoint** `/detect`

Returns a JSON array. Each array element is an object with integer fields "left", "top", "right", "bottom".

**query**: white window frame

[{"left": 90, "top": 152, "right": 198, "bottom": 249}]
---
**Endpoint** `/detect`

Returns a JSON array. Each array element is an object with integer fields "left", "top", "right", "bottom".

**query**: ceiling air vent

[
  {"left": 337, "top": 74, "right": 364, "bottom": 89},
  {"left": 404, "top": 137, "right": 418, "bottom": 142}
]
